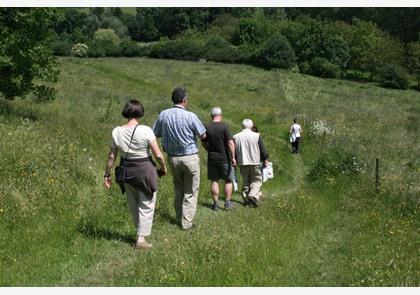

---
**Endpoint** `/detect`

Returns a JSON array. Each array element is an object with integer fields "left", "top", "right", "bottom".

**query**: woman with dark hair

[{"left": 104, "top": 99, "right": 167, "bottom": 250}]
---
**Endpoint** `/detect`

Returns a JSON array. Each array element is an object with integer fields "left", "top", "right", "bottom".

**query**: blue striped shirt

[{"left": 153, "top": 105, "right": 206, "bottom": 156}]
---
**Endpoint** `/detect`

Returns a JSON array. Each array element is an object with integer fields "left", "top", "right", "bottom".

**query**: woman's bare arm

[
  {"left": 149, "top": 139, "right": 167, "bottom": 176},
  {"left": 104, "top": 149, "right": 117, "bottom": 189}
]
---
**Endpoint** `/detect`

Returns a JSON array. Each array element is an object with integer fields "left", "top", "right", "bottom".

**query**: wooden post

[{"left": 375, "top": 158, "right": 380, "bottom": 193}]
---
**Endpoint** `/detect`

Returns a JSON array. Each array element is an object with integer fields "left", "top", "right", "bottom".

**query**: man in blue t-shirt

[{"left": 153, "top": 87, "right": 206, "bottom": 230}]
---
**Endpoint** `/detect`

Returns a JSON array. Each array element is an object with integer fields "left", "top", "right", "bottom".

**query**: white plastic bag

[
  {"left": 232, "top": 169, "right": 239, "bottom": 192},
  {"left": 262, "top": 162, "right": 274, "bottom": 183}
]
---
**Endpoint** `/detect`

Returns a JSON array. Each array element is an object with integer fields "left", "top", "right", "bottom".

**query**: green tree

[
  {"left": 101, "top": 16, "right": 128, "bottom": 38},
  {"left": 82, "top": 14, "right": 100, "bottom": 37},
  {"left": 0, "top": 8, "right": 61, "bottom": 100},
  {"left": 254, "top": 34, "right": 296, "bottom": 69},
  {"left": 93, "top": 28, "right": 120, "bottom": 45},
  {"left": 263, "top": 8, "right": 287, "bottom": 21},
  {"left": 379, "top": 64, "right": 409, "bottom": 90},
  {"left": 286, "top": 18, "right": 350, "bottom": 76},
  {"left": 154, "top": 8, "right": 190, "bottom": 38},
  {"left": 231, "top": 17, "right": 273, "bottom": 46},
  {"left": 348, "top": 21, "right": 380, "bottom": 75},
  {"left": 405, "top": 41, "right": 420, "bottom": 74},
  {"left": 127, "top": 9, "right": 159, "bottom": 42}
]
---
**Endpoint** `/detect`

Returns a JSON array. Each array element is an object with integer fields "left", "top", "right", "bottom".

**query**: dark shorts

[{"left": 207, "top": 161, "right": 234, "bottom": 182}]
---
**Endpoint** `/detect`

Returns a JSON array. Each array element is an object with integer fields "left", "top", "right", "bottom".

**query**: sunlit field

[{"left": 0, "top": 57, "right": 418, "bottom": 286}]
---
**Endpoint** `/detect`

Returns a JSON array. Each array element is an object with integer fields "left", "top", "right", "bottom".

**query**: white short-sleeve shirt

[
  {"left": 110, "top": 125, "right": 156, "bottom": 159},
  {"left": 291, "top": 123, "right": 302, "bottom": 138}
]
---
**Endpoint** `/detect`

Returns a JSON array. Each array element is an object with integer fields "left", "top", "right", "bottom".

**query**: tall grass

[{"left": 0, "top": 57, "right": 418, "bottom": 286}]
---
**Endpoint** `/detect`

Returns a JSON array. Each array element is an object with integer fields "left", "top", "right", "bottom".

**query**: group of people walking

[{"left": 103, "top": 87, "right": 301, "bottom": 250}]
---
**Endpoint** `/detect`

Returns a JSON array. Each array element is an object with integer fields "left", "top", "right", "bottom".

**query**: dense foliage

[
  {"left": 253, "top": 34, "right": 296, "bottom": 69},
  {"left": 1, "top": 7, "right": 419, "bottom": 95},
  {"left": 0, "top": 8, "right": 61, "bottom": 100},
  {"left": 378, "top": 64, "right": 410, "bottom": 90}
]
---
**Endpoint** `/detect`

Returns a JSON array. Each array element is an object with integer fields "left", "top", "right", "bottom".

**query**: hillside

[{"left": 0, "top": 57, "right": 418, "bottom": 286}]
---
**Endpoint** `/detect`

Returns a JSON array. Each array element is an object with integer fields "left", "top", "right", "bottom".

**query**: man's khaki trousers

[
  {"left": 239, "top": 165, "right": 262, "bottom": 200},
  {"left": 168, "top": 154, "right": 200, "bottom": 229}
]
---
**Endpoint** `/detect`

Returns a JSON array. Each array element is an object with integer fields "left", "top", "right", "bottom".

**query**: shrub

[
  {"left": 137, "top": 45, "right": 153, "bottom": 57},
  {"left": 71, "top": 43, "right": 89, "bottom": 57},
  {"left": 203, "top": 36, "right": 238, "bottom": 63},
  {"left": 149, "top": 39, "right": 205, "bottom": 61},
  {"left": 231, "top": 18, "right": 273, "bottom": 46},
  {"left": 50, "top": 39, "right": 72, "bottom": 56},
  {"left": 93, "top": 28, "right": 120, "bottom": 46},
  {"left": 205, "top": 35, "right": 230, "bottom": 49},
  {"left": 100, "top": 16, "right": 128, "bottom": 39},
  {"left": 254, "top": 34, "right": 296, "bottom": 69},
  {"left": 307, "top": 57, "right": 342, "bottom": 78},
  {"left": 405, "top": 41, "right": 420, "bottom": 74},
  {"left": 88, "top": 39, "right": 121, "bottom": 58},
  {"left": 378, "top": 64, "right": 409, "bottom": 90},
  {"left": 206, "top": 14, "right": 239, "bottom": 41},
  {"left": 120, "top": 39, "right": 141, "bottom": 57}
]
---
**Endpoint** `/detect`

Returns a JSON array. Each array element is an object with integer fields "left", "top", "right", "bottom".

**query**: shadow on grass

[
  {"left": 155, "top": 210, "right": 178, "bottom": 226},
  {"left": 198, "top": 196, "right": 247, "bottom": 209},
  {"left": 77, "top": 222, "right": 135, "bottom": 245},
  {"left": 0, "top": 99, "right": 38, "bottom": 121}
]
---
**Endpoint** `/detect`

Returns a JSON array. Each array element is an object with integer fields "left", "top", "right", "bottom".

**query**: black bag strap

[{"left": 123, "top": 124, "right": 139, "bottom": 161}]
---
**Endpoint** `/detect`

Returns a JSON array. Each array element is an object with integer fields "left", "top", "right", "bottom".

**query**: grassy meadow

[{"left": 0, "top": 57, "right": 419, "bottom": 286}]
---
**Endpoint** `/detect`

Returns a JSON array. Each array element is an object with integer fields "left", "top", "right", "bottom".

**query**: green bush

[
  {"left": 93, "top": 28, "right": 120, "bottom": 46},
  {"left": 231, "top": 18, "right": 273, "bottom": 46},
  {"left": 307, "top": 57, "right": 342, "bottom": 78},
  {"left": 88, "top": 39, "right": 121, "bottom": 58},
  {"left": 149, "top": 39, "right": 205, "bottom": 61},
  {"left": 100, "top": 16, "right": 128, "bottom": 39},
  {"left": 206, "top": 14, "right": 239, "bottom": 41},
  {"left": 119, "top": 39, "right": 142, "bottom": 57},
  {"left": 378, "top": 64, "right": 410, "bottom": 90},
  {"left": 254, "top": 34, "right": 296, "bottom": 69},
  {"left": 50, "top": 39, "right": 73, "bottom": 56},
  {"left": 203, "top": 36, "right": 237, "bottom": 63}
]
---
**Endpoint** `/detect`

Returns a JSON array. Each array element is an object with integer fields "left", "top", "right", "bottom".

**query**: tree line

[{"left": 1, "top": 8, "right": 419, "bottom": 100}]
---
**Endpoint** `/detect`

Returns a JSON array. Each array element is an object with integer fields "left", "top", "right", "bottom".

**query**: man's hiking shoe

[
  {"left": 241, "top": 192, "right": 249, "bottom": 206},
  {"left": 211, "top": 203, "right": 219, "bottom": 211},
  {"left": 183, "top": 224, "right": 196, "bottom": 231},
  {"left": 248, "top": 197, "right": 258, "bottom": 208},
  {"left": 224, "top": 201, "right": 233, "bottom": 210}
]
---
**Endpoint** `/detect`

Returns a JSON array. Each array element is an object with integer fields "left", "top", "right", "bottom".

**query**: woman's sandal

[{"left": 134, "top": 241, "right": 153, "bottom": 250}]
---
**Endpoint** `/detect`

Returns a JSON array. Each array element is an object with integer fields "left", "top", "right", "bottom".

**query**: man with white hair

[
  {"left": 203, "top": 107, "right": 236, "bottom": 211},
  {"left": 233, "top": 119, "right": 263, "bottom": 207}
]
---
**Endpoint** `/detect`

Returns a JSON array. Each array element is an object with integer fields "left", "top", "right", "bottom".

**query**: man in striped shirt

[{"left": 153, "top": 87, "right": 206, "bottom": 230}]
